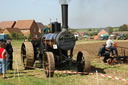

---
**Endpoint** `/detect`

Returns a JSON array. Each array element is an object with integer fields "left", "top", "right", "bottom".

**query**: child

[{"left": 0, "top": 42, "right": 7, "bottom": 79}]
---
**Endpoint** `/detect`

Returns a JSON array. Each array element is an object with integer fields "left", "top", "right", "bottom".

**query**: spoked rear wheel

[
  {"left": 43, "top": 52, "right": 55, "bottom": 77},
  {"left": 77, "top": 51, "right": 90, "bottom": 73}
]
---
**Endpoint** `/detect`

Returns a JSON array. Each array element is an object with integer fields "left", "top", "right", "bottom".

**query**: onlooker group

[{"left": 0, "top": 38, "right": 13, "bottom": 79}]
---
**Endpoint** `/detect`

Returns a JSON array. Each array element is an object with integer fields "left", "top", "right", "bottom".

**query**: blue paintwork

[{"left": 43, "top": 33, "right": 57, "bottom": 40}]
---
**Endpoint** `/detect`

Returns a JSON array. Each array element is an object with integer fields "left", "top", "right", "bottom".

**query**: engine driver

[{"left": 42, "top": 24, "right": 52, "bottom": 34}]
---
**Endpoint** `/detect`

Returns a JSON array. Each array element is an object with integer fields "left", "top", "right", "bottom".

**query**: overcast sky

[{"left": 0, "top": 0, "right": 128, "bottom": 28}]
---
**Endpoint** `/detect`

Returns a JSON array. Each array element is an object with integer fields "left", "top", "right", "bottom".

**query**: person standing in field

[
  {"left": 0, "top": 42, "right": 7, "bottom": 79},
  {"left": 106, "top": 36, "right": 118, "bottom": 56},
  {"left": 6, "top": 38, "right": 13, "bottom": 70}
]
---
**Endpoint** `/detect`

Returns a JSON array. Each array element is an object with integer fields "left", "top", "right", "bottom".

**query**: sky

[{"left": 0, "top": 0, "right": 128, "bottom": 28}]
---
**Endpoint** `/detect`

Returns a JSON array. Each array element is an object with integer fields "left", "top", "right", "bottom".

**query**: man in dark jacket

[
  {"left": 6, "top": 38, "right": 13, "bottom": 70},
  {"left": 97, "top": 44, "right": 110, "bottom": 63}
]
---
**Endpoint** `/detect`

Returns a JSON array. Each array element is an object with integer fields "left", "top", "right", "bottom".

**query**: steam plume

[{"left": 59, "top": 0, "right": 71, "bottom": 4}]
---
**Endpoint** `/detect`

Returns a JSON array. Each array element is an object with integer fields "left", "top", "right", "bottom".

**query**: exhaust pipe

[{"left": 61, "top": 4, "right": 68, "bottom": 29}]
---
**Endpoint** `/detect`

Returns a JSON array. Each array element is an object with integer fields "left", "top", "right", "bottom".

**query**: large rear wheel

[
  {"left": 21, "top": 42, "right": 34, "bottom": 69},
  {"left": 77, "top": 51, "right": 90, "bottom": 73},
  {"left": 43, "top": 52, "right": 55, "bottom": 77}
]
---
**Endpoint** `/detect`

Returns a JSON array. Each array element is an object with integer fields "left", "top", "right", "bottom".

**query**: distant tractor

[
  {"left": 21, "top": 4, "right": 90, "bottom": 77},
  {"left": 0, "top": 33, "right": 10, "bottom": 43}
]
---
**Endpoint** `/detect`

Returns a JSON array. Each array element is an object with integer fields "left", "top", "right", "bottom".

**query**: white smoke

[{"left": 59, "top": 0, "right": 71, "bottom": 4}]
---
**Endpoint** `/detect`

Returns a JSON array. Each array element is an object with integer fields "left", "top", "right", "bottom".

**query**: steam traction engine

[{"left": 21, "top": 4, "right": 90, "bottom": 77}]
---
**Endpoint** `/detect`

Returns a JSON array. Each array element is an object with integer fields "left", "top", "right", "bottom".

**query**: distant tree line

[
  {"left": 11, "top": 32, "right": 26, "bottom": 40},
  {"left": 119, "top": 24, "right": 128, "bottom": 31},
  {"left": 69, "top": 24, "right": 128, "bottom": 36}
]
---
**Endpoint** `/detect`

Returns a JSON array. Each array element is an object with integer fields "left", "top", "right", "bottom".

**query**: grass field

[{"left": 1, "top": 40, "right": 128, "bottom": 85}]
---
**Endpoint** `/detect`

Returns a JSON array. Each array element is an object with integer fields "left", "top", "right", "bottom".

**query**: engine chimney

[{"left": 61, "top": 4, "right": 68, "bottom": 29}]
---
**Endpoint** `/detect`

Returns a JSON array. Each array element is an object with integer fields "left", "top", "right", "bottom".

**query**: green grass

[
  {"left": 2, "top": 69, "right": 91, "bottom": 85},
  {"left": 7, "top": 76, "right": 49, "bottom": 85},
  {"left": 0, "top": 79, "right": 13, "bottom": 85},
  {"left": 12, "top": 40, "right": 24, "bottom": 47},
  {"left": 0, "top": 73, "right": 49, "bottom": 85},
  {"left": 91, "top": 60, "right": 128, "bottom": 73}
]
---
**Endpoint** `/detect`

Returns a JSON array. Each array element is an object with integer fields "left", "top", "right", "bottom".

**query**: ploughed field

[
  {"left": 74, "top": 40, "right": 128, "bottom": 59},
  {"left": 2, "top": 40, "right": 128, "bottom": 85}
]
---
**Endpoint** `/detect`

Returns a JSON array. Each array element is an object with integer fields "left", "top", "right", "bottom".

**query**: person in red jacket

[{"left": 0, "top": 42, "right": 7, "bottom": 79}]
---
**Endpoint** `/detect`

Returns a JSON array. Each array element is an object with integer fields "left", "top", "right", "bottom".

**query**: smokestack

[{"left": 61, "top": 4, "right": 68, "bottom": 29}]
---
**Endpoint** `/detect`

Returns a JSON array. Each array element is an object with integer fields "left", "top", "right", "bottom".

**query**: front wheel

[
  {"left": 43, "top": 52, "right": 55, "bottom": 77},
  {"left": 77, "top": 51, "right": 90, "bottom": 73}
]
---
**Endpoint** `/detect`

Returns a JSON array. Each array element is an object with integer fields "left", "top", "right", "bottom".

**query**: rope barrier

[
  {"left": 11, "top": 62, "right": 128, "bottom": 83},
  {"left": 40, "top": 68, "right": 128, "bottom": 82}
]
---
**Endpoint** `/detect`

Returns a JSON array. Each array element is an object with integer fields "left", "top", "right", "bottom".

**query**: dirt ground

[
  {"left": 74, "top": 40, "right": 128, "bottom": 58},
  {"left": 12, "top": 40, "right": 128, "bottom": 85}
]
